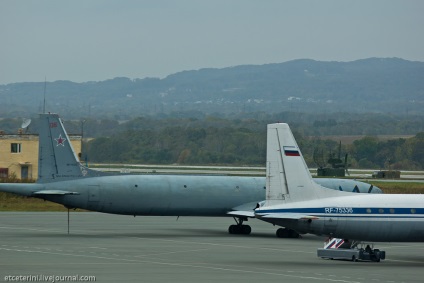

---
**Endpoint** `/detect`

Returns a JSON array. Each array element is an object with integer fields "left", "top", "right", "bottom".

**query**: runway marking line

[
  {"left": 126, "top": 235, "right": 315, "bottom": 254},
  {"left": 0, "top": 246, "right": 360, "bottom": 283},
  {"left": 0, "top": 224, "right": 315, "bottom": 255},
  {"left": 385, "top": 259, "right": 424, "bottom": 264},
  {"left": 88, "top": 246, "right": 108, "bottom": 250},
  {"left": 133, "top": 248, "right": 210, "bottom": 257}
]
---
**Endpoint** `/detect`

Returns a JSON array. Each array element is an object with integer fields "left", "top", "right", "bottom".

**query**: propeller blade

[{"left": 352, "top": 185, "right": 360, "bottom": 193}]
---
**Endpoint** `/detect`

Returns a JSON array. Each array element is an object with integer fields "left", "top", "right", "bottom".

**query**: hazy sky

[{"left": 1, "top": 0, "right": 423, "bottom": 84}]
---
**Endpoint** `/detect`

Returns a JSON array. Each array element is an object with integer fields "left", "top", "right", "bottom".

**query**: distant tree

[
  {"left": 352, "top": 136, "right": 379, "bottom": 163},
  {"left": 409, "top": 133, "right": 424, "bottom": 168}
]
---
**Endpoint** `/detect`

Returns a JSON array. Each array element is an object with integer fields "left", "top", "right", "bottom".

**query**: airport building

[{"left": 0, "top": 133, "right": 81, "bottom": 180}]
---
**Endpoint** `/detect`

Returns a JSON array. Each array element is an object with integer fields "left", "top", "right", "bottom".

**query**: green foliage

[
  {"left": 370, "top": 182, "right": 424, "bottom": 194},
  {"left": 348, "top": 132, "right": 424, "bottom": 170},
  {"left": 86, "top": 121, "right": 424, "bottom": 169},
  {"left": 87, "top": 127, "right": 266, "bottom": 165},
  {"left": 1, "top": 108, "right": 422, "bottom": 170},
  {"left": 409, "top": 134, "right": 424, "bottom": 166},
  {"left": 352, "top": 136, "right": 379, "bottom": 162}
]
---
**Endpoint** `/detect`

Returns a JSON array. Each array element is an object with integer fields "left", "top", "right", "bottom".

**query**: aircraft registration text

[{"left": 325, "top": 207, "right": 353, "bottom": 214}]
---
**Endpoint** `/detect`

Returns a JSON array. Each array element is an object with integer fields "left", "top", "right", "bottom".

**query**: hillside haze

[{"left": 1, "top": 58, "right": 423, "bottom": 119}]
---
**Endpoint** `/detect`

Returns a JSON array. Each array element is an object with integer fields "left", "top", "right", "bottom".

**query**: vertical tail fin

[
  {"left": 37, "top": 113, "right": 105, "bottom": 183},
  {"left": 265, "top": 123, "right": 331, "bottom": 205}
]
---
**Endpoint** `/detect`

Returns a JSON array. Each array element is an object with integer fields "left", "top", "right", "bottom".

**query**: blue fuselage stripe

[{"left": 258, "top": 207, "right": 424, "bottom": 217}]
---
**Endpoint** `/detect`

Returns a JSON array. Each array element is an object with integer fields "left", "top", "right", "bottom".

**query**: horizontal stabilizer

[
  {"left": 258, "top": 213, "right": 319, "bottom": 220},
  {"left": 32, "top": 190, "right": 80, "bottom": 196},
  {"left": 227, "top": 211, "right": 255, "bottom": 218}
]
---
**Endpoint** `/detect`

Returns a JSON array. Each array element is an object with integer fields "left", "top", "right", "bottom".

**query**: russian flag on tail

[{"left": 283, "top": 146, "right": 300, "bottom": 156}]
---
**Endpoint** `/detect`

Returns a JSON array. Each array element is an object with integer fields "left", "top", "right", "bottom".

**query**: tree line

[
  {"left": 1, "top": 111, "right": 422, "bottom": 170},
  {"left": 86, "top": 126, "right": 424, "bottom": 170}
]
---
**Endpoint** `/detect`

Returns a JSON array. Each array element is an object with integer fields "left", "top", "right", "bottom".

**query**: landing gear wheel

[
  {"left": 242, "top": 224, "right": 251, "bottom": 235},
  {"left": 228, "top": 224, "right": 251, "bottom": 235},
  {"left": 276, "top": 228, "right": 289, "bottom": 238},
  {"left": 372, "top": 249, "right": 381, "bottom": 262},
  {"left": 276, "top": 228, "right": 300, "bottom": 238},
  {"left": 228, "top": 217, "right": 251, "bottom": 235}
]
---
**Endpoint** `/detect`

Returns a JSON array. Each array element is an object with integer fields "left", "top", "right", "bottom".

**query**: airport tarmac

[{"left": 1, "top": 212, "right": 424, "bottom": 283}]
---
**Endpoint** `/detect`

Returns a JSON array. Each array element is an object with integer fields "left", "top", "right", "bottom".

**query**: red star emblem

[{"left": 55, "top": 134, "right": 67, "bottom": 146}]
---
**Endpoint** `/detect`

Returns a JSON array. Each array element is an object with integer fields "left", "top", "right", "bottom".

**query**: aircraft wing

[
  {"left": 257, "top": 213, "right": 319, "bottom": 220},
  {"left": 32, "top": 190, "right": 80, "bottom": 196},
  {"left": 227, "top": 210, "right": 255, "bottom": 218},
  {"left": 228, "top": 201, "right": 260, "bottom": 218},
  {"left": 0, "top": 183, "right": 80, "bottom": 197}
]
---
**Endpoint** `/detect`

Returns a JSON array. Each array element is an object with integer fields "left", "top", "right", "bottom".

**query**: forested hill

[{"left": 1, "top": 58, "right": 423, "bottom": 119}]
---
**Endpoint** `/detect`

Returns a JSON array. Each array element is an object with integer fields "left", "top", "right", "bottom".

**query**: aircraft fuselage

[
  {"left": 40, "top": 175, "right": 264, "bottom": 216},
  {"left": 34, "top": 174, "right": 379, "bottom": 217},
  {"left": 256, "top": 194, "right": 424, "bottom": 242}
]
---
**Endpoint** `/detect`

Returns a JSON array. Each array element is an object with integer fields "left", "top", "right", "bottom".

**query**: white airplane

[{"left": 250, "top": 123, "right": 424, "bottom": 247}]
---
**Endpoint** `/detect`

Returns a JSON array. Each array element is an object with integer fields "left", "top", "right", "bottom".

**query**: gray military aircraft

[{"left": 0, "top": 113, "right": 381, "bottom": 236}]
